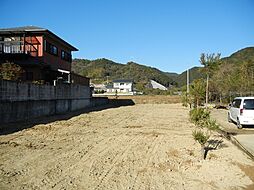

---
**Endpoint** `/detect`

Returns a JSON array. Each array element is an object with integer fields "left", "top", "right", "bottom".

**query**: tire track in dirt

[
  {"left": 85, "top": 116, "right": 163, "bottom": 189},
  {"left": 92, "top": 135, "right": 143, "bottom": 190},
  {"left": 32, "top": 129, "right": 136, "bottom": 189},
  {"left": 33, "top": 109, "right": 134, "bottom": 189},
  {"left": 38, "top": 136, "right": 119, "bottom": 189},
  {"left": 128, "top": 134, "right": 163, "bottom": 190}
]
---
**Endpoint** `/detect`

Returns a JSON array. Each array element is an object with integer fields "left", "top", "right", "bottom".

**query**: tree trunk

[
  {"left": 206, "top": 74, "right": 209, "bottom": 108},
  {"left": 201, "top": 144, "right": 205, "bottom": 160}
]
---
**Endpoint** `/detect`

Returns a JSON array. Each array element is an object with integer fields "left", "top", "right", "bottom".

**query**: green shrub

[
  {"left": 190, "top": 108, "right": 220, "bottom": 160},
  {"left": 0, "top": 62, "right": 23, "bottom": 81},
  {"left": 181, "top": 91, "right": 189, "bottom": 107},
  {"left": 203, "top": 119, "right": 219, "bottom": 131},
  {"left": 192, "top": 130, "right": 210, "bottom": 145},
  {"left": 189, "top": 108, "right": 210, "bottom": 125}
]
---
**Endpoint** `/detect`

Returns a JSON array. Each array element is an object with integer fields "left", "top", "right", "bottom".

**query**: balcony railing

[{"left": 0, "top": 40, "right": 38, "bottom": 57}]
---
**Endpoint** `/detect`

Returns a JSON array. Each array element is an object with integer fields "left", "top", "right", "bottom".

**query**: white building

[
  {"left": 106, "top": 79, "right": 134, "bottom": 93},
  {"left": 149, "top": 80, "right": 168, "bottom": 90},
  {"left": 91, "top": 83, "right": 107, "bottom": 92}
]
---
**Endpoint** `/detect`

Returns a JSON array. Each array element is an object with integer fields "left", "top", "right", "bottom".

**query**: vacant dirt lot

[
  {"left": 108, "top": 95, "right": 181, "bottom": 104},
  {"left": 1, "top": 104, "right": 254, "bottom": 189}
]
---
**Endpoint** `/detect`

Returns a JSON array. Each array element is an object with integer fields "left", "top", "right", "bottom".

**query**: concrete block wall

[
  {"left": 0, "top": 80, "right": 106, "bottom": 124},
  {"left": 0, "top": 80, "right": 91, "bottom": 101},
  {"left": 71, "top": 99, "right": 91, "bottom": 111}
]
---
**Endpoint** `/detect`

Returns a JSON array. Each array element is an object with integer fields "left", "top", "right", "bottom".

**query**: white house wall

[{"left": 113, "top": 82, "right": 133, "bottom": 92}]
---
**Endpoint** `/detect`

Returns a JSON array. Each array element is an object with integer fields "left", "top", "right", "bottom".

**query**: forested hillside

[
  {"left": 175, "top": 67, "right": 204, "bottom": 87},
  {"left": 209, "top": 47, "right": 254, "bottom": 96},
  {"left": 72, "top": 47, "right": 254, "bottom": 95},
  {"left": 163, "top": 72, "right": 179, "bottom": 81},
  {"left": 72, "top": 57, "right": 202, "bottom": 87},
  {"left": 221, "top": 47, "right": 254, "bottom": 65},
  {"left": 72, "top": 58, "right": 174, "bottom": 87},
  {"left": 172, "top": 47, "right": 254, "bottom": 88}
]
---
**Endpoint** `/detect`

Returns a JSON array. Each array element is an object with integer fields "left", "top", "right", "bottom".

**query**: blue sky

[{"left": 1, "top": 0, "right": 254, "bottom": 73}]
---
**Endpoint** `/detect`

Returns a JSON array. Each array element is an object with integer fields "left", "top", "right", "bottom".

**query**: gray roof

[
  {"left": 0, "top": 26, "right": 78, "bottom": 51},
  {"left": 0, "top": 26, "right": 47, "bottom": 32},
  {"left": 105, "top": 84, "right": 113, "bottom": 89},
  {"left": 112, "top": 79, "right": 133, "bottom": 83}
]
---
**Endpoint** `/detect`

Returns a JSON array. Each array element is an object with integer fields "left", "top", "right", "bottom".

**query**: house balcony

[
  {"left": 0, "top": 37, "right": 39, "bottom": 61},
  {"left": 0, "top": 42, "right": 38, "bottom": 58}
]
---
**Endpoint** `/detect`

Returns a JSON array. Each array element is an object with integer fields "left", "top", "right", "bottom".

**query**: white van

[{"left": 228, "top": 97, "right": 254, "bottom": 129}]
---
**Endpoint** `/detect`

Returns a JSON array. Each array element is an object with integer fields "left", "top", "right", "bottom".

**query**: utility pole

[{"left": 106, "top": 75, "right": 109, "bottom": 84}]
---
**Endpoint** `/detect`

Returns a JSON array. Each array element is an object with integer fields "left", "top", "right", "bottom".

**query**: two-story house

[
  {"left": 107, "top": 79, "right": 133, "bottom": 93},
  {"left": 0, "top": 26, "right": 89, "bottom": 85}
]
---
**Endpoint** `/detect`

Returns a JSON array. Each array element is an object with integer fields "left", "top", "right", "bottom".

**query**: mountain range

[{"left": 72, "top": 47, "right": 254, "bottom": 88}]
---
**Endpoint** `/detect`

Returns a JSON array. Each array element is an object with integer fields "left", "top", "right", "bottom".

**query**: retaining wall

[{"left": 0, "top": 80, "right": 108, "bottom": 124}]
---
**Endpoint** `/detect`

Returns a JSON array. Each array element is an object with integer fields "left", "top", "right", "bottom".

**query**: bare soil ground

[
  {"left": 108, "top": 95, "right": 181, "bottom": 104},
  {"left": 1, "top": 104, "right": 254, "bottom": 190}
]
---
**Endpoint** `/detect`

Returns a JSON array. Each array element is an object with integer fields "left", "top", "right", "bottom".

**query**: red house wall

[
  {"left": 37, "top": 36, "right": 43, "bottom": 57},
  {"left": 42, "top": 35, "right": 72, "bottom": 72}
]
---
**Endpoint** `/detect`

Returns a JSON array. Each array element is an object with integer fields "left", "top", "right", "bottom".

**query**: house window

[
  {"left": 61, "top": 50, "right": 71, "bottom": 62},
  {"left": 52, "top": 46, "right": 58, "bottom": 55},
  {"left": 44, "top": 40, "right": 58, "bottom": 56},
  {"left": 120, "top": 82, "right": 124, "bottom": 85}
]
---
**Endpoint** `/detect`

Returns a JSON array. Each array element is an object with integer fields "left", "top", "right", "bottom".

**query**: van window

[
  {"left": 243, "top": 99, "right": 254, "bottom": 110},
  {"left": 233, "top": 99, "right": 241, "bottom": 108}
]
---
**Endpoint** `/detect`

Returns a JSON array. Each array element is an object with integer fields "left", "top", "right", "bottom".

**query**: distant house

[
  {"left": 0, "top": 26, "right": 89, "bottom": 85},
  {"left": 113, "top": 79, "right": 133, "bottom": 93},
  {"left": 105, "top": 83, "right": 114, "bottom": 93},
  {"left": 91, "top": 83, "right": 107, "bottom": 92},
  {"left": 104, "top": 79, "right": 133, "bottom": 94},
  {"left": 148, "top": 80, "right": 168, "bottom": 90}
]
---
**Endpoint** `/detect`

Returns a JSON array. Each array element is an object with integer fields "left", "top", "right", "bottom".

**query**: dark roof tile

[
  {"left": 112, "top": 79, "right": 133, "bottom": 83},
  {"left": 0, "top": 26, "right": 46, "bottom": 32}
]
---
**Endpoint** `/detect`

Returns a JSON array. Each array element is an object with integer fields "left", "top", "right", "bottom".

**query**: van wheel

[
  {"left": 228, "top": 113, "right": 232, "bottom": 123},
  {"left": 237, "top": 119, "right": 243, "bottom": 129}
]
